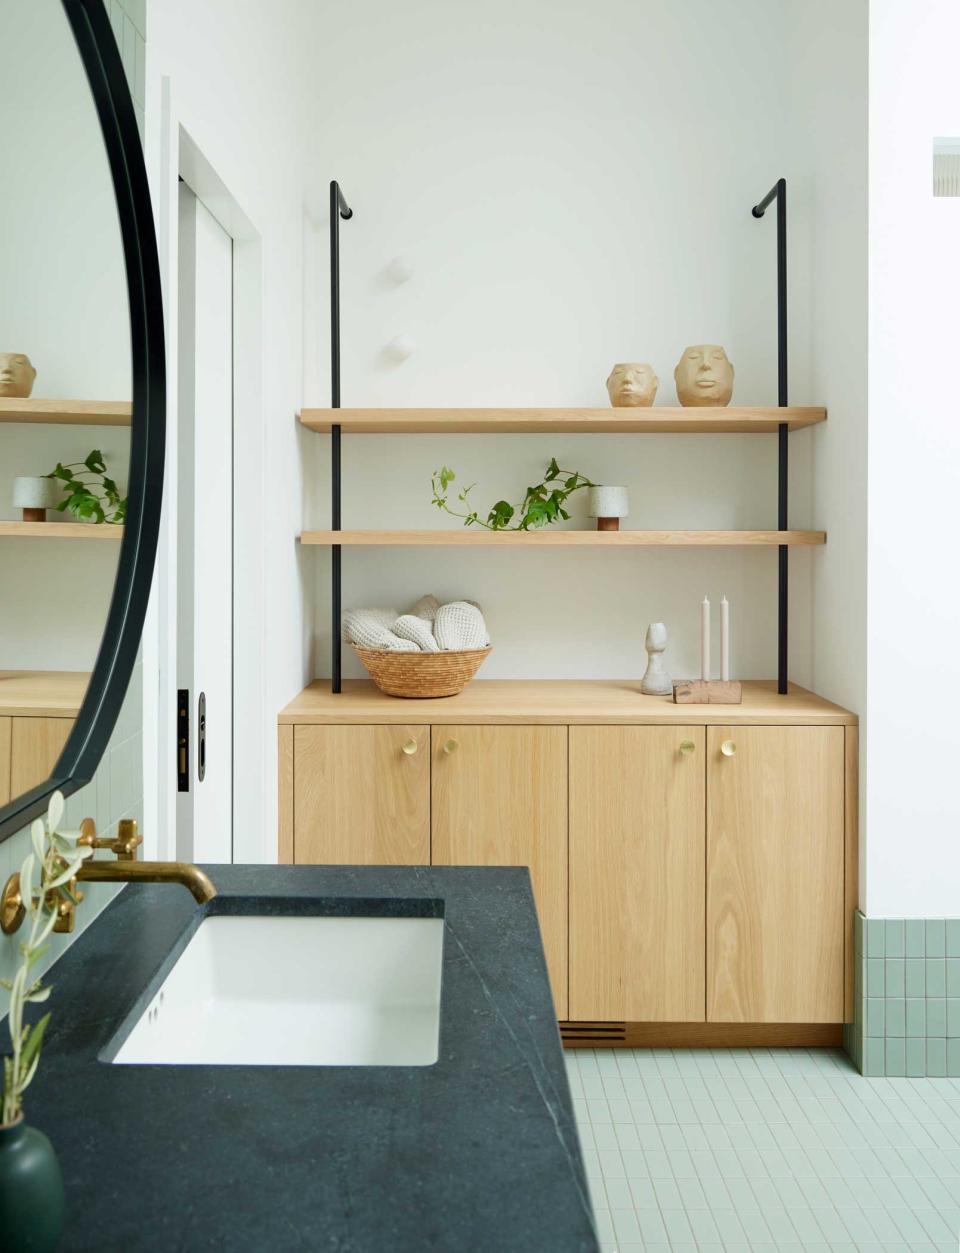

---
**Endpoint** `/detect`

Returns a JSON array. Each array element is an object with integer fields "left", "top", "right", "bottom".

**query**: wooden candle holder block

[{"left": 672, "top": 679, "right": 742, "bottom": 705}]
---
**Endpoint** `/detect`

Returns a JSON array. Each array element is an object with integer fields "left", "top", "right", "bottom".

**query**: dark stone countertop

[{"left": 25, "top": 865, "right": 598, "bottom": 1252}]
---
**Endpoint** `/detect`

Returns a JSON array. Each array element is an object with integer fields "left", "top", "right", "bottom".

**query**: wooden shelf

[
  {"left": 299, "top": 529, "right": 826, "bottom": 547},
  {"left": 280, "top": 679, "right": 856, "bottom": 727},
  {"left": 0, "top": 398, "right": 131, "bottom": 426},
  {"left": 0, "top": 670, "right": 89, "bottom": 718},
  {"left": 299, "top": 406, "right": 826, "bottom": 434},
  {"left": 0, "top": 521, "right": 123, "bottom": 540}
]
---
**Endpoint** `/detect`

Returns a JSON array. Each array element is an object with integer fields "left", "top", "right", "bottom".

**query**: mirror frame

[{"left": 0, "top": 0, "right": 165, "bottom": 842}]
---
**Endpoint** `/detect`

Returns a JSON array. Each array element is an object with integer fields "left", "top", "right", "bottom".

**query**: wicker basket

[{"left": 352, "top": 644, "right": 492, "bottom": 698}]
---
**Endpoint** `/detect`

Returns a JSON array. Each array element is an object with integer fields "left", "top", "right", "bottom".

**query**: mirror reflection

[{"left": 0, "top": 0, "right": 130, "bottom": 805}]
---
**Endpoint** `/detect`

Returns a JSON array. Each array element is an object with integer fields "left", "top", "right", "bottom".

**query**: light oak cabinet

[
  {"left": 279, "top": 681, "right": 857, "bottom": 1034},
  {"left": 431, "top": 725, "right": 568, "bottom": 1017},
  {"left": 706, "top": 725, "right": 845, "bottom": 1023},
  {"left": 569, "top": 727, "right": 705, "bottom": 1023},
  {"left": 0, "top": 718, "right": 10, "bottom": 805},
  {"left": 9, "top": 716, "right": 72, "bottom": 798},
  {"left": 291, "top": 724, "right": 429, "bottom": 865}
]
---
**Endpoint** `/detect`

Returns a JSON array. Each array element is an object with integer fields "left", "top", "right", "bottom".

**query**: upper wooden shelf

[
  {"left": 0, "top": 670, "right": 90, "bottom": 718},
  {"left": 0, "top": 398, "right": 131, "bottom": 427},
  {"left": 298, "top": 406, "right": 826, "bottom": 434},
  {"left": 0, "top": 521, "right": 123, "bottom": 540},
  {"left": 299, "top": 529, "right": 826, "bottom": 547},
  {"left": 280, "top": 679, "right": 856, "bottom": 727}
]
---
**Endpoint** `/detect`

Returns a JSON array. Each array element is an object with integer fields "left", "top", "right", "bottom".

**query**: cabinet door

[
  {"left": 707, "top": 725, "right": 844, "bottom": 1023},
  {"left": 431, "top": 725, "right": 568, "bottom": 1018},
  {"left": 293, "top": 725, "right": 429, "bottom": 865},
  {"left": 569, "top": 726, "right": 706, "bottom": 1022},
  {"left": 0, "top": 718, "right": 10, "bottom": 806},
  {"left": 10, "top": 717, "right": 72, "bottom": 797}
]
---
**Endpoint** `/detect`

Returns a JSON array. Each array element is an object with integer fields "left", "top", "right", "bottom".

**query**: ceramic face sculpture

[
  {"left": 606, "top": 362, "right": 658, "bottom": 408},
  {"left": 0, "top": 353, "right": 37, "bottom": 398},
  {"left": 673, "top": 345, "right": 734, "bottom": 407}
]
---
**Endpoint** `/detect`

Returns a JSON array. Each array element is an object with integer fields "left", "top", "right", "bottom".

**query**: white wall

[
  {"left": 144, "top": 0, "right": 313, "bottom": 863},
  {"left": 866, "top": 0, "right": 960, "bottom": 917},
  {"left": 0, "top": 0, "right": 130, "bottom": 674},
  {"left": 304, "top": 0, "right": 819, "bottom": 686}
]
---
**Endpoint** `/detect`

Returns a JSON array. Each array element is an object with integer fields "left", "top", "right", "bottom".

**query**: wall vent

[{"left": 560, "top": 1021, "right": 627, "bottom": 1047}]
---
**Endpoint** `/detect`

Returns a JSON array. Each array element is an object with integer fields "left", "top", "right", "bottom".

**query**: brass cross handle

[{"left": 78, "top": 817, "right": 143, "bottom": 861}]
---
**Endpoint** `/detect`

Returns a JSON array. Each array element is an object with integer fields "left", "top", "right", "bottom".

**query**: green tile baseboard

[{"left": 846, "top": 911, "right": 960, "bottom": 1076}]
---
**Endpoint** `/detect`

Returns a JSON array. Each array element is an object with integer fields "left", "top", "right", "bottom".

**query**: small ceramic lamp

[
  {"left": 587, "top": 485, "right": 629, "bottom": 532},
  {"left": 13, "top": 475, "right": 60, "bottom": 522}
]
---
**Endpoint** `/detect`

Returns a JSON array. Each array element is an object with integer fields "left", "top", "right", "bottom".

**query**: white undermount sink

[{"left": 110, "top": 914, "right": 444, "bottom": 1067}]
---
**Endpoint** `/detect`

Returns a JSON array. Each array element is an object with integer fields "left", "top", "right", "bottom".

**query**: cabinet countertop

[
  {"left": 0, "top": 670, "right": 89, "bottom": 717},
  {"left": 279, "top": 678, "right": 857, "bottom": 726},
  {"left": 26, "top": 865, "right": 597, "bottom": 1253}
]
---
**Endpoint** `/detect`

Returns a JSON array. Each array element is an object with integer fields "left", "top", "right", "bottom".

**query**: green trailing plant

[
  {"left": 1, "top": 792, "right": 92, "bottom": 1126},
  {"left": 45, "top": 449, "right": 126, "bottom": 524},
  {"left": 431, "top": 457, "right": 595, "bottom": 530}
]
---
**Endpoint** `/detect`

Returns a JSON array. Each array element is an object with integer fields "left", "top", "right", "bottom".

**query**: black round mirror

[{"left": 0, "top": 0, "right": 164, "bottom": 842}]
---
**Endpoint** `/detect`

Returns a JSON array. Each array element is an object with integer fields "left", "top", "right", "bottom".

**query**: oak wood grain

[
  {"left": 845, "top": 725, "right": 860, "bottom": 1022},
  {"left": 10, "top": 717, "right": 73, "bottom": 797},
  {"left": 431, "top": 725, "right": 568, "bottom": 1018},
  {"left": 0, "top": 671, "right": 89, "bottom": 718},
  {"left": 299, "top": 528, "right": 826, "bottom": 547},
  {"left": 569, "top": 726, "right": 706, "bottom": 1022},
  {"left": 0, "top": 522, "right": 123, "bottom": 540},
  {"left": 706, "top": 725, "right": 845, "bottom": 1023},
  {"left": 293, "top": 725, "right": 429, "bottom": 865},
  {"left": 0, "top": 397, "right": 131, "bottom": 426},
  {"left": 278, "top": 724, "right": 294, "bottom": 865},
  {"left": 0, "top": 718, "right": 11, "bottom": 807}
]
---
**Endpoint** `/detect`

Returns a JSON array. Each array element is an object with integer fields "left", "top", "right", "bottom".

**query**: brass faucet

[{"left": 0, "top": 818, "right": 216, "bottom": 936}]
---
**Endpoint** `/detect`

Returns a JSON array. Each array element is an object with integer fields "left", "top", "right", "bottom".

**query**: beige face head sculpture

[
  {"left": 606, "top": 362, "right": 659, "bottom": 408},
  {"left": 0, "top": 353, "right": 37, "bottom": 398},
  {"left": 673, "top": 345, "right": 734, "bottom": 407}
]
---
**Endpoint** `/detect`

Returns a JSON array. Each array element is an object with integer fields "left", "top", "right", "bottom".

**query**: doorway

[{"left": 176, "top": 181, "right": 234, "bottom": 862}]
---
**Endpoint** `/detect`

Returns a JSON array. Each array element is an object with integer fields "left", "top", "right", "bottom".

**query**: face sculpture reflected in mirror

[
  {"left": 606, "top": 362, "right": 659, "bottom": 408},
  {"left": 0, "top": 353, "right": 37, "bottom": 398},
  {"left": 673, "top": 345, "right": 734, "bottom": 407}
]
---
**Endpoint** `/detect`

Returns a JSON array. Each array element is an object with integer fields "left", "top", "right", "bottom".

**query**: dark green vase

[{"left": 0, "top": 1116, "right": 65, "bottom": 1252}]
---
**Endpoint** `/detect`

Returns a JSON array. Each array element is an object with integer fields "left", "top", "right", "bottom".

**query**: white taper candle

[
  {"left": 700, "top": 596, "right": 710, "bottom": 681},
  {"left": 720, "top": 594, "right": 730, "bottom": 681}
]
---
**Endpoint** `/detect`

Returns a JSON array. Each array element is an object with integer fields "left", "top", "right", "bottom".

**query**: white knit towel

[
  {"left": 434, "top": 601, "right": 489, "bottom": 650},
  {"left": 393, "top": 614, "right": 440, "bottom": 652},
  {"left": 342, "top": 608, "right": 418, "bottom": 652},
  {"left": 408, "top": 594, "right": 441, "bottom": 622}
]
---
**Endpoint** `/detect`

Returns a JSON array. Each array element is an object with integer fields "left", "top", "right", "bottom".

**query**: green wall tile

[
  {"left": 885, "top": 959, "right": 904, "bottom": 997},
  {"left": 905, "top": 999, "right": 925, "bottom": 1037},
  {"left": 927, "top": 1038, "right": 947, "bottom": 1077},
  {"left": 926, "top": 920, "right": 946, "bottom": 957},
  {"left": 865, "top": 919, "right": 885, "bottom": 957},
  {"left": 927, "top": 999, "right": 947, "bottom": 1037},
  {"left": 854, "top": 911, "right": 864, "bottom": 956},
  {"left": 947, "top": 999, "right": 960, "bottom": 1037},
  {"left": 866, "top": 999, "right": 885, "bottom": 1037},
  {"left": 947, "top": 1038, "right": 960, "bottom": 1077},
  {"left": 885, "top": 999, "right": 905, "bottom": 1036},
  {"left": 905, "top": 919, "right": 926, "bottom": 957},
  {"left": 946, "top": 919, "right": 960, "bottom": 958},
  {"left": 885, "top": 1038, "right": 905, "bottom": 1075},
  {"left": 905, "top": 1037, "right": 926, "bottom": 1076},
  {"left": 946, "top": 958, "right": 960, "bottom": 997},
  {"left": 926, "top": 959, "right": 946, "bottom": 997},
  {"left": 867, "top": 959, "right": 884, "bottom": 997},
  {"left": 905, "top": 959, "right": 925, "bottom": 997},
  {"left": 863, "top": 1037, "right": 885, "bottom": 1076},
  {"left": 884, "top": 920, "right": 904, "bottom": 957}
]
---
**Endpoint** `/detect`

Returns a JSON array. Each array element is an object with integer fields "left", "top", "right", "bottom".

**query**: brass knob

[
  {"left": 679, "top": 740, "right": 696, "bottom": 756},
  {"left": 442, "top": 738, "right": 459, "bottom": 755},
  {"left": 721, "top": 740, "right": 737, "bottom": 757},
  {"left": 401, "top": 738, "right": 418, "bottom": 756}
]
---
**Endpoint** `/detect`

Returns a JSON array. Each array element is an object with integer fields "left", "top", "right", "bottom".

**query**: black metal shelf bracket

[
  {"left": 330, "top": 180, "right": 353, "bottom": 693},
  {"left": 752, "top": 178, "right": 789, "bottom": 695}
]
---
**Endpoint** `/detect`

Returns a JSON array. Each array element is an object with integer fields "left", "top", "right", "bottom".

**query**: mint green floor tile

[
  {"left": 906, "top": 959, "right": 926, "bottom": 997},
  {"left": 946, "top": 919, "right": 960, "bottom": 957},
  {"left": 926, "top": 921, "right": 946, "bottom": 958}
]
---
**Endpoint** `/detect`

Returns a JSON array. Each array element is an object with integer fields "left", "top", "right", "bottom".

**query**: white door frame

[{"left": 143, "top": 82, "right": 266, "bottom": 864}]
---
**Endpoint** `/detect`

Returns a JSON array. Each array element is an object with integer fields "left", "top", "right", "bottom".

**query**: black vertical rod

[
  {"left": 330, "top": 180, "right": 353, "bottom": 693},
  {"left": 752, "top": 178, "right": 788, "bottom": 694}
]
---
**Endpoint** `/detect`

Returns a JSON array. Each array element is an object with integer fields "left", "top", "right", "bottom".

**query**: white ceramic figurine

[{"left": 641, "top": 621, "right": 672, "bottom": 695}]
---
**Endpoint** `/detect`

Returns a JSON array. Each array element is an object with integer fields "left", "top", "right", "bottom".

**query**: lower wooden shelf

[
  {"left": 0, "top": 521, "right": 123, "bottom": 540},
  {"left": 298, "top": 528, "right": 826, "bottom": 547}
]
